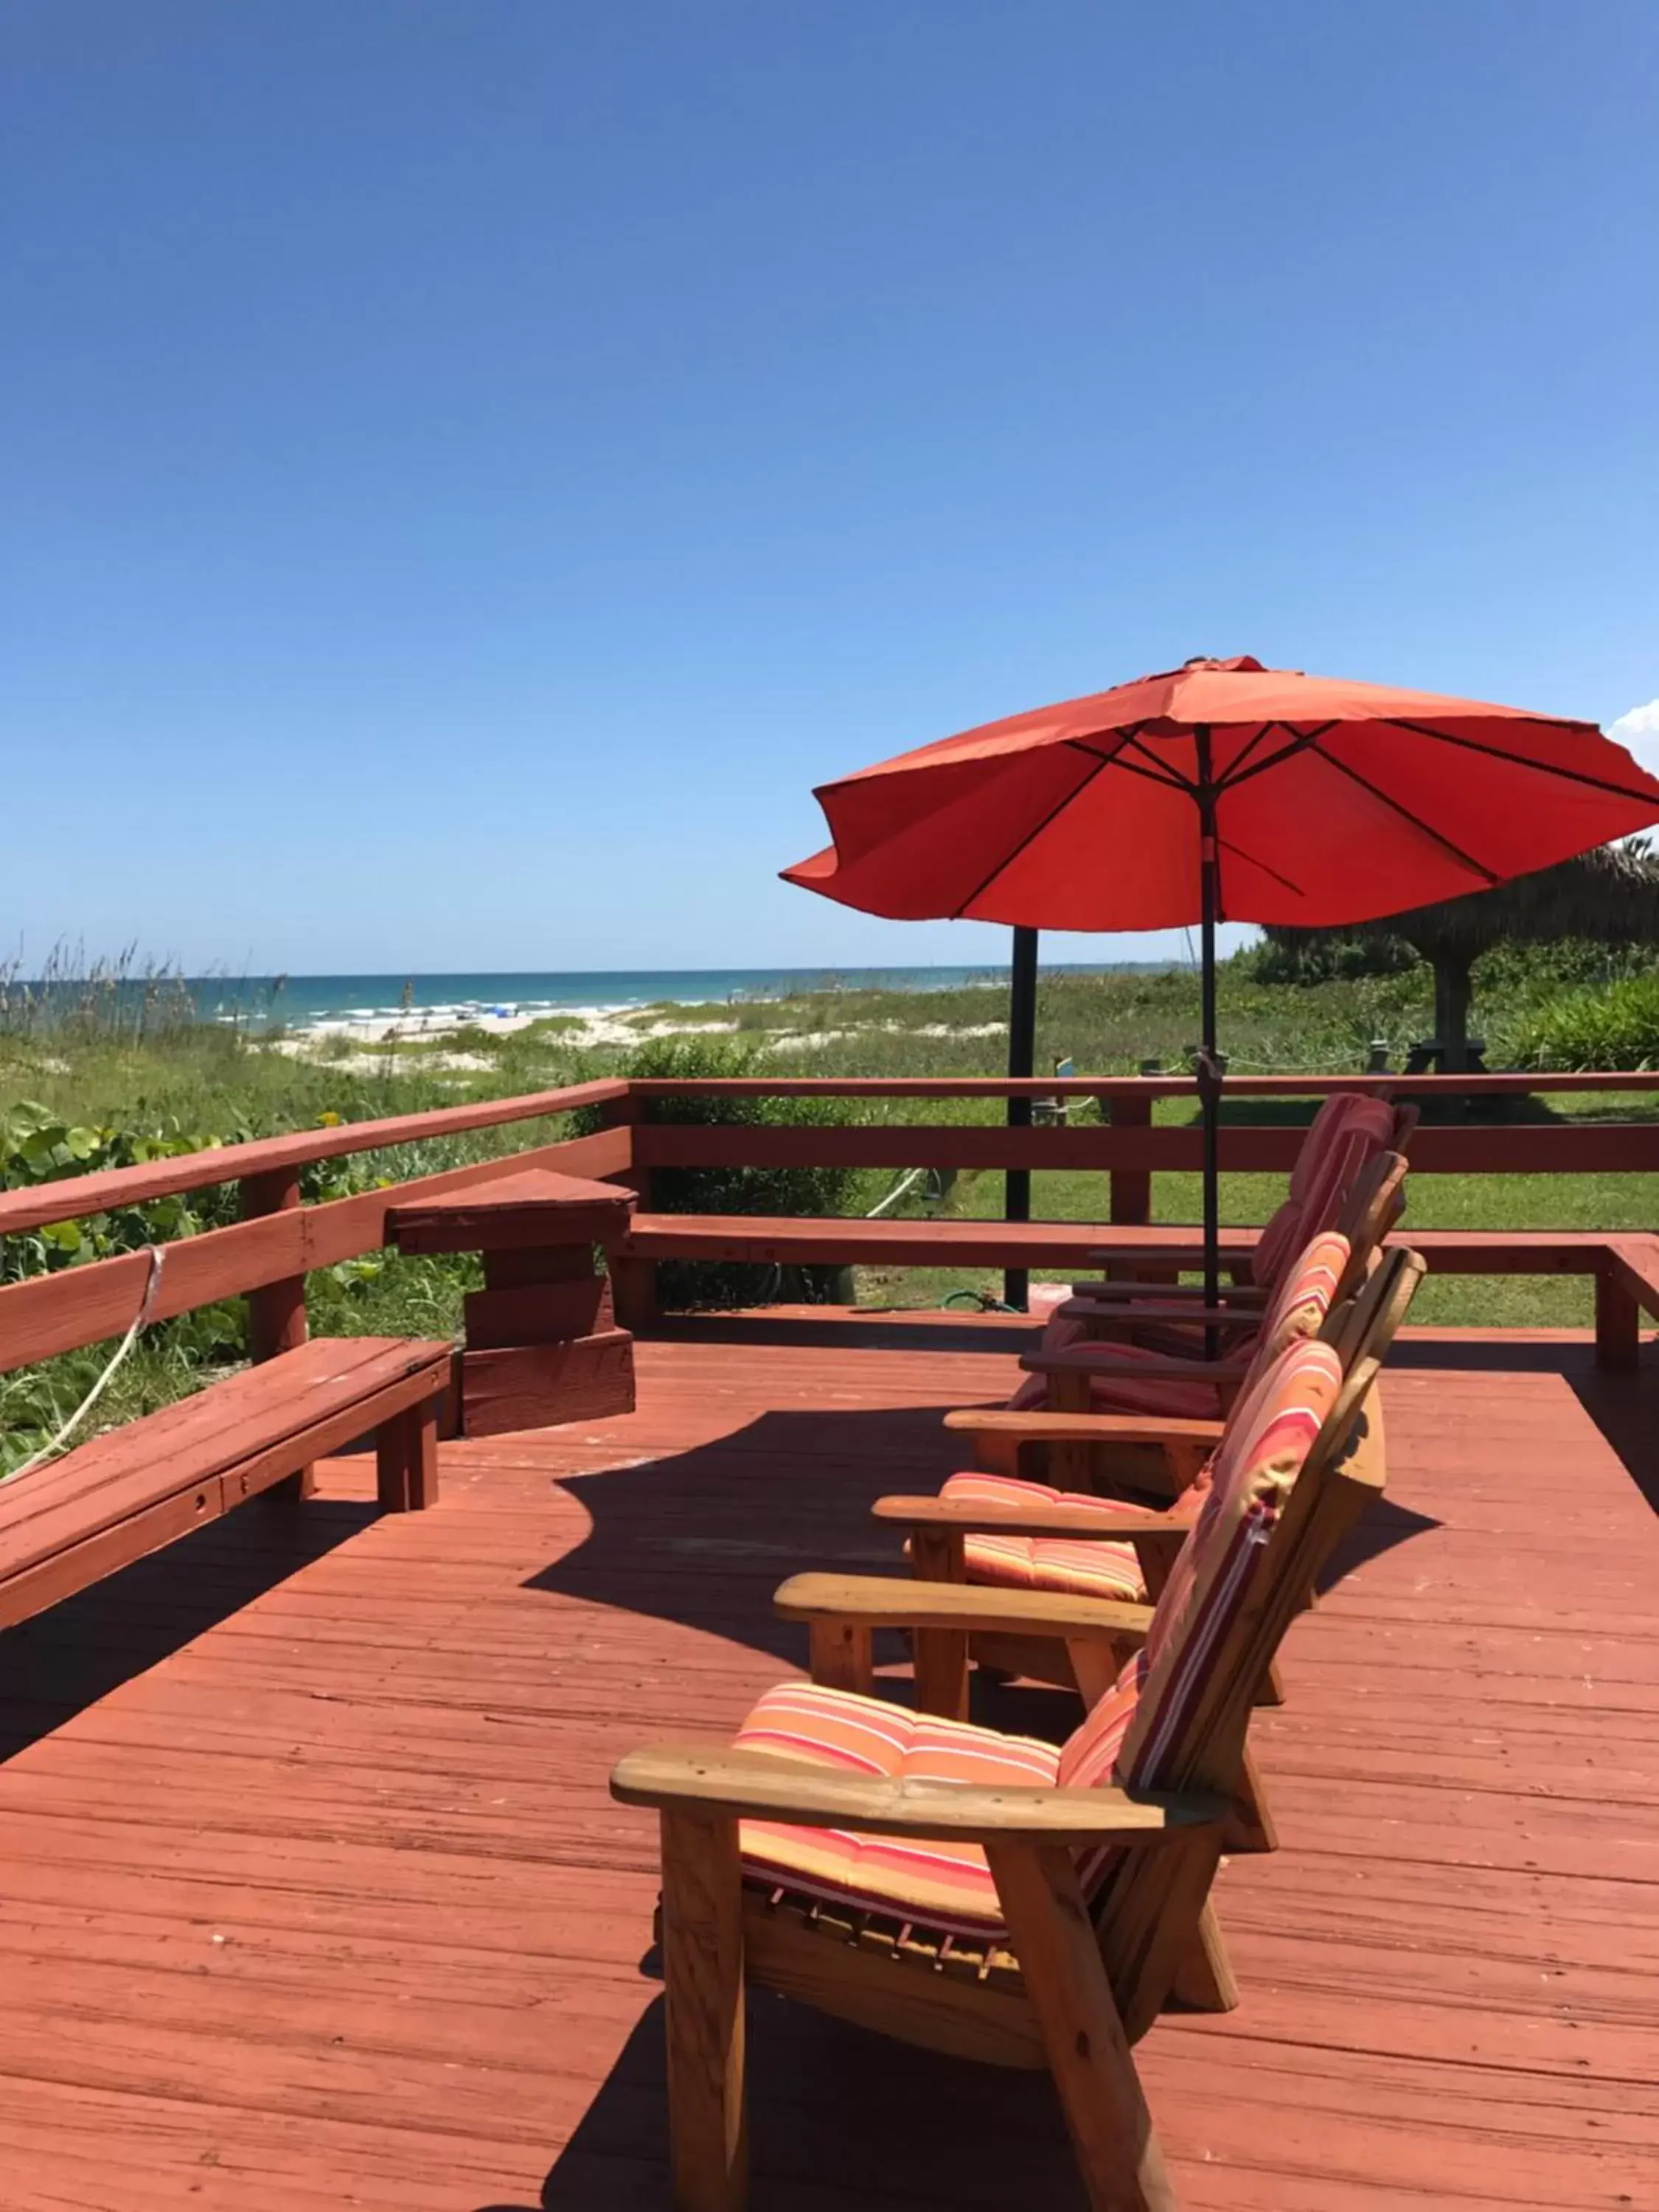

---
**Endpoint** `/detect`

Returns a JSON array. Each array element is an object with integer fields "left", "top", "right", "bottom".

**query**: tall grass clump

[
  {"left": 0, "top": 942, "right": 218, "bottom": 1047},
  {"left": 1506, "top": 973, "right": 1659, "bottom": 1071}
]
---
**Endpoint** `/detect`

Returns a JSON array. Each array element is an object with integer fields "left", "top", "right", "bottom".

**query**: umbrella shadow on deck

[
  {"left": 524, "top": 1398, "right": 1439, "bottom": 1675},
  {"left": 524, "top": 1402, "right": 959, "bottom": 1674}
]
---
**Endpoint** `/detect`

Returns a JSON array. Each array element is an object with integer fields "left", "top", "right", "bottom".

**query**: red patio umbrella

[{"left": 783, "top": 655, "right": 1659, "bottom": 1298}]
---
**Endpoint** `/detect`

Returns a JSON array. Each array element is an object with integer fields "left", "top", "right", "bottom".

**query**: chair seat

[
  {"left": 939, "top": 1470, "right": 1148, "bottom": 1602},
  {"left": 735, "top": 1683, "right": 1060, "bottom": 1935}
]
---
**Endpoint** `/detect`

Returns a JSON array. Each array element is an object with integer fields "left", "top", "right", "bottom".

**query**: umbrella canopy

[
  {"left": 783, "top": 655, "right": 1659, "bottom": 1299},
  {"left": 783, "top": 656, "right": 1659, "bottom": 929}
]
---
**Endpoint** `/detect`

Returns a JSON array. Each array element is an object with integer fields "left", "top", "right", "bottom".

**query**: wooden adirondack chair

[
  {"left": 854, "top": 1248, "right": 1424, "bottom": 1860},
  {"left": 1073, "top": 1091, "right": 1416, "bottom": 1304},
  {"left": 1065, "top": 1144, "right": 1409, "bottom": 1343},
  {"left": 919, "top": 1242, "right": 1416, "bottom": 1582},
  {"left": 1018, "top": 1147, "right": 1411, "bottom": 1432},
  {"left": 611, "top": 1332, "right": 1390, "bottom": 2212},
  {"left": 961, "top": 1154, "right": 1408, "bottom": 1502}
]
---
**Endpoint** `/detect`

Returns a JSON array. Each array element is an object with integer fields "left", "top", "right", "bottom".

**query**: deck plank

[{"left": 0, "top": 1323, "right": 1653, "bottom": 2208}]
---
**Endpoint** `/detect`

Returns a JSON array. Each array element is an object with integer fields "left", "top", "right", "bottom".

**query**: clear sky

[{"left": 4, "top": 1, "right": 1656, "bottom": 975}]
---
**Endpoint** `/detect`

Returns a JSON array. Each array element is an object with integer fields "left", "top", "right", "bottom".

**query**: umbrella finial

[{"left": 1183, "top": 653, "right": 1267, "bottom": 672}]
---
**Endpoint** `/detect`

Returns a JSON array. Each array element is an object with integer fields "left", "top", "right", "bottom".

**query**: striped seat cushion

[
  {"left": 734, "top": 1683, "right": 1060, "bottom": 1934},
  {"left": 1008, "top": 1327, "right": 1225, "bottom": 1418},
  {"left": 939, "top": 1469, "right": 1150, "bottom": 1602}
]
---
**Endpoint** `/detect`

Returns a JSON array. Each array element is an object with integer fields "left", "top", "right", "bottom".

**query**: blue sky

[{"left": 4, "top": 1, "right": 1656, "bottom": 975}]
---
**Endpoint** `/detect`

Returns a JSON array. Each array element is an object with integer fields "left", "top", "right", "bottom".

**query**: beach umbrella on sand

[{"left": 783, "top": 655, "right": 1659, "bottom": 1301}]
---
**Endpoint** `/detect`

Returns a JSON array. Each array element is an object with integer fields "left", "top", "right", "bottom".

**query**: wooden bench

[
  {"left": 609, "top": 1214, "right": 1659, "bottom": 1368},
  {"left": 0, "top": 1336, "right": 451, "bottom": 1633}
]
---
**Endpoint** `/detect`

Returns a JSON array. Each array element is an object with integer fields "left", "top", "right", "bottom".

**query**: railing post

[
  {"left": 240, "top": 1167, "right": 312, "bottom": 1498},
  {"left": 1109, "top": 1093, "right": 1153, "bottom": 1226},
  {"left": 596, "top": 1088, "right": 658, "bottom": 1332},
  {"left": 1003, "top": 927, "right": 1039, "bottom": 1313},
  {"left": 241, "top": 1168, "right": 307, "bottom": 1359}
]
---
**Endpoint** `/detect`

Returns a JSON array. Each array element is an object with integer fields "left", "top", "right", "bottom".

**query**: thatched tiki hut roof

[{"left": 1266, "top": 841, "right": 1659, "bottom": 1069}]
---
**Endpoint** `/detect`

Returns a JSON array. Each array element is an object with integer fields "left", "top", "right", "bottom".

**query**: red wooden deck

[{"left": 0, "top": 1318, "right": 1654, "bottom": 2210}]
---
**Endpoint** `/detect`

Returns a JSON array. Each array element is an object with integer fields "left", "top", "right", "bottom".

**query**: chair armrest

[
  {"left": 1085, "top": 1234, "right": 1260, "bottom": 1267},
  {"left": 775, "top": 1570, "right": 1155, "bottom": 1644},
  {"left": 1066, "top": 1292, "right": 1256, "bottom": 1327},
  {"left": 1020, "top": 1345, "right": 1251, "bottom": 1382},
  {"left": 1071, "top": 1279, "right": 1269, "bottom": 1308},
  {"left": 611, "top": 1743, "right": 1226, "bottom": 1847},
  {"left": 942, "top": 1408, "right": 1225, "bottom": 1447},
  {"left": 873, "top": 1493, "right": 1200, "bottom": 1542},
  {"left": 1058, "top": 1298, "right": 1257, "bottom": 1329}
]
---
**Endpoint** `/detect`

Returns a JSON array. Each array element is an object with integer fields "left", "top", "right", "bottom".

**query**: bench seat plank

[
  {"left": 621, "top": 1214, "right": 1643, "bottom": 1276},
  {"left": 0, "top": 1338, "right": 451, "bottom": 1590},
  {"left": 620, "top": 1215, "right": 1154, "bottom": 1268}
]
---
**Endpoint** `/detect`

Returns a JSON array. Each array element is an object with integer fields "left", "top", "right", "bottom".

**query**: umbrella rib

[
  {"left": 1382, "top": 719, "right": 1659, "bottom": 804},
  {"left": 1119, "top": 733, "right": 1199, "bottom": 793},
  {"left": 1214, "top": 832, "right": 1304, "bottom": 898},
  {"left": 1067, "top": 731, "right": 1194, "bottom": 794},
  {"left": 1099, "top": 751, "right": 1196, "bottom": 795},
  {"left": 1310, "top": 742, "right": 1503, "bottom": 885},
  {"left": 950, "top": 748, "right": 1113, "bottom": 917},
  {"left": 1219, "top": 721, "right": 1291, "bottom": 782},
  {"left": 1219, "top": 724, "right": 1336, "bottom": 792}
]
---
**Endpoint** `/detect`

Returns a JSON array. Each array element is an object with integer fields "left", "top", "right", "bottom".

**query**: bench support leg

[
  {"left": 377, "top": 1400, "right": 440, "bottom": 1512},
  {"left": 1596, "top": 1267, "right": 1641, "bottom": 1374}
]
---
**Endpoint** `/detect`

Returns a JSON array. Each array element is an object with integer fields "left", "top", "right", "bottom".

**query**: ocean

[{"left": 171, "top": 964, "right": 1143, "bottom": 1034}]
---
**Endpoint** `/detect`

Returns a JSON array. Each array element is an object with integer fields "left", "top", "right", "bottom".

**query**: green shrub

[
  {"left": 0, "top": 1099, "right": 248, "bottom": 1284},
  {"left": 577, "top": 1035, "right": 865, "bottom": 1309},
  {"left": 1505, "top": 973, "right": 1659, "bottom": 1071},
  {"left": 1472, "top": 937, "right": 1659, "bottom": 1001},
  {"left": 1244, "top": 931, "right": 1422, "bottom": 986}
]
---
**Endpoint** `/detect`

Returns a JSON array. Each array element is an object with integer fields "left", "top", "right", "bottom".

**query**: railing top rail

[
  {"left": 4, "top": 1066, "right": 1655, "bottom": 1245},
  {"left": 625, "top": 1072, "right": 1659, "bottom": 1099},
  {"left": 0, "top": 1077, "right": 629, "bottom": 1241}
]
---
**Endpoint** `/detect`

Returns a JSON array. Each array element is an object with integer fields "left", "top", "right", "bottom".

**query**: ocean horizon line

[{"left": 7, "top": 959, "right": 1186, "bottom": 1034}]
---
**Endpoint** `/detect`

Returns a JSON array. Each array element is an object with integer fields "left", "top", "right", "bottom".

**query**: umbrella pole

[
  {"left": 1004, "top": 925, "right": 1038, "bottom": 1312},
  {"left": 1195, "top": 734, "right": 1222, "bottom": 1311}
]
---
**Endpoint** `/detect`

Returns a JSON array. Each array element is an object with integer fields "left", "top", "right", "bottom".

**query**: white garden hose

[
  {"left": 865, "top": 1165, "right": 929, "bottom": 1217},
  {"left": 5, "top": 1242, "right": 167, "bottom": 1481}
]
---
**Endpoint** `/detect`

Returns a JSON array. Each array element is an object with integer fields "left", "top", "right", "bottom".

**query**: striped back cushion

[
  {"left": 1253, "top": 1095, "right": 1371, "bottom": 1289},
  {"left": 1289, "top": 1092, "right": 1368, "bottom": 1203},
  {"left": 1249, "top": 1194, "right": 1307, "bottom": 1292},
  {"left": 1295, "top": 1098, "right": 1394, "bottom": 1244},
  {"left": 1057, "top": 1337, "right": 1342, "bottom": 1793},
  {"left": 1253, "top": 1230, "right": 1349, "bottom": 1366}
]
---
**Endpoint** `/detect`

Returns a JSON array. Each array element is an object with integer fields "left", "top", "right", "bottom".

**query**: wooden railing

[
  {"left": 0, "top": 1079, "right": 632, "bottom": 1378},
  {"left": 2, "top": 1071, "right": 1658, "bottom": 1380}
]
